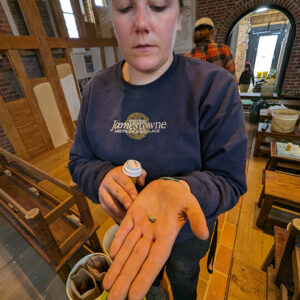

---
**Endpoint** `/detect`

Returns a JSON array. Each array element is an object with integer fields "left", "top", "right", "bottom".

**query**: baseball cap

[{"left": 194, "top": 17, "right": 214, "bottom": 29}]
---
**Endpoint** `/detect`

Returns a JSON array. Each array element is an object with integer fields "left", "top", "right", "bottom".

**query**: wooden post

[
  {"left": 71, "top": 0, "right": 87, "bottom": 38},
  {"left": 48, "top": 0, "right": 68, "bottom": 38},
  {"left": 292, "top": 247, "right": 300, "bottom": 300},
  {"left": 69, "top": 181, "right": 94, "bottom": 229},
  {"left": 256, "top": 195, "right": 274, "bottom": 228},
  {"left": 25, "top": 208, "right": 70, "bottom": 281},
  {"left": 275, "top": 219, "right": 300, "bottom": 285},
  {"left": 113, "top": 46, "right": 119, "bottom": 63},
  {"left": 25, "top": 208, "right": 63, "bottom": 266},
  {"left": 0, "top": 95, "right": 30, "bottom": 160},
  {"left": 91, "top": 0, "right": 102, "bottom": 38},
  {"left": 100, "top": 46, "right": 107, "bottom": 69},
  {"left": 6, "top": 50, "right": 54, "bottom": 151},
  {"left": 17, "top": 0, "right": 74, "bottom": 139},
  {"left": 88, "top": 231, "right": 102, "bottom": 252}
]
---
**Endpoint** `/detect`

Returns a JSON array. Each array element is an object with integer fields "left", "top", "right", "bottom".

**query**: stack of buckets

[{"left": 272, "top": 109, "right": 300, "bottom": 133}]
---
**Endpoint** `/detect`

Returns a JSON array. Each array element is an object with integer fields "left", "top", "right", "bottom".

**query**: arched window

[{"left": 227, "top": 5, "right": 295, "bottom": 91}]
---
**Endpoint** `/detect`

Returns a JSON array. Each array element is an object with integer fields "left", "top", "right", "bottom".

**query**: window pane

[
  {"left": 59, "top": 0, "right": 73, "bottom": 13},
  {"left": 254, "top": 35, "right": 278, "bottom": 76},
  {"left": 64, "top": 13, "right": 79, "bottom": 38},
  {"left": 95, "top": 0, "right": 104, "bottom": 7}
]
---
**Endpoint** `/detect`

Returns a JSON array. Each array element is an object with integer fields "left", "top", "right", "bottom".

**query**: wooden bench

[
  {"left": 226, "top": 257, "right": 266, "bottom": 300},
  {"left": 262, "top": 219, "right": 300, "bottom": 299},
  {"left": 254, "top": 123, "right": 300, "bottom": 157},
  {"left": 256, "top": 171, "right": 300, "bottom": 230},
  {"left": 265, "top": 142, "right": 300, "bottom": 176},
  {"left": 0, "top": 148, "right": 102, "bottom": 282}
]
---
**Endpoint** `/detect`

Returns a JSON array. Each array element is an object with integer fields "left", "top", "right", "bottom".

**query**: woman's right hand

[{"left": 98, "top": 166, "right": 147, "bottom": 223}]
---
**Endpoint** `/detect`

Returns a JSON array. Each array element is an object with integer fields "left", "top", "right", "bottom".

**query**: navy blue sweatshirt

[{"left": 69, "top": 54, "right": 247, "bottom": 241}]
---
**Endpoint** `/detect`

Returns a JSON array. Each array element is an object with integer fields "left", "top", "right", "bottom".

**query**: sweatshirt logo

[{"left": 110, "top": 112, "right": 167, "bottom": 140}]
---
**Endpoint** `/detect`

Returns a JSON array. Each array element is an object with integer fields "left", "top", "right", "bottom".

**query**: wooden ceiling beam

[
  {"left": 0, "top": 36, "right": 38, "bottom": 50},
  {"left": 17, "top": 0, "right": 74, "bottom": 140},
  {"left": 47, "top": 37, "right": 118, "bottom": 48},
  {"left": 0, "top": 36, "right": 117, "bottom": 50}
]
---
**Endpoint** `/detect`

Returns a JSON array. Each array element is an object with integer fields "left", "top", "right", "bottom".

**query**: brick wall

[
  {"left": 7, "top": 0, "right": 29, "bottom": 35},
  {"left": 196, "top": 0, "right": 300, "bottom": 94},
  {"left": 0, "top": 1, "right": 12, "bottom": 35},
  {"left": 36, "top": 0, "right": 56, "bottom": 37},
  {"left": 21, "top": 53, "right": 44, "bottom": 79}
]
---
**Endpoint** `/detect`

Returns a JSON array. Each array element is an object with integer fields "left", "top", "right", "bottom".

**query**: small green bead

[{"left": 148, "top": 215, "right": 156, "bottom": 223}]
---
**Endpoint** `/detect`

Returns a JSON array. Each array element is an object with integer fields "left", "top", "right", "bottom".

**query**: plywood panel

[
  {"left": 56, "top": 63, "right": 81, "bottom": 121},
  {"left": 0, "top": 95, "right": 30, "bottom": 160},
  {"left": 33, "top": 82, "right": 69, "bottom": 148},
  {"left": 18, "top": 124, "right": 47, "bottom": 157},
  {"left": 6, "top": 98, "right": 36, "bottom": 128}
]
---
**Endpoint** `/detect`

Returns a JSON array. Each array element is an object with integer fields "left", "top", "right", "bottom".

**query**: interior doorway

[{"left": 227, "top": 7, "right": 295, "bottom": 91}]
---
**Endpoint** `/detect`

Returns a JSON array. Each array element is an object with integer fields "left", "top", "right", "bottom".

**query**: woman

[
  {"left": 68, "top": 0, "right": 247, "bottom": 299},
  {"left": 239, "top": 61, "right": 255, "bottom": 93}
]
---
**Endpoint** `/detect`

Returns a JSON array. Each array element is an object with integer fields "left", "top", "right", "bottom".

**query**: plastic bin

[{"left": 272, "top": 109, "right": 299, "bottom": 133}]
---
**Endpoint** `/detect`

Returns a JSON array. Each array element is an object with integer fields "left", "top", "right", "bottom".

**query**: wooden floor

[{"left": 0, "top": 119, "right": 275, "bottom": 299}]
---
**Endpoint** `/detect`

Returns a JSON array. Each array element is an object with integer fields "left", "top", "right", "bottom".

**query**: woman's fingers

[
  {"left": 128, "top": 238, "right": 174, "bottom": 300},
  {"left": 111, "top": 167, "right": 138, "bottom": 200},
  {"left": 103, "top": 227, "right": 141, "bottom": 290},
  {"left": 109, "top": 213, "right": 134, "bottom": 258},
  {"left": 107, "top": 236, "right": 153, "bottom": 300},
  {"left": 99, "top": 189, "right": 126, "bottom": 223},
  {"left": 186, "top": 196, "right": 209, "bottom": 240},
  {"left": 137, "top": 169, "right": 147, "bottom": 187}
]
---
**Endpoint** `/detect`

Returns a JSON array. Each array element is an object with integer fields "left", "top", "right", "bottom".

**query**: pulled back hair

[{"left": 194, "top": 25, "right": 214, "bottom": 44}]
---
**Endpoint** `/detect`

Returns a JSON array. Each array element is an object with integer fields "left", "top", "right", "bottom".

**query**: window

[
  {"left": 95, "top": 0, "right": 104, "bottom": 7},
  {"left": 254, "top": 35, "right": 278, "bottom": 76},
  {"left": 59, "top": 0, "right": 79, "bottom": 38}
]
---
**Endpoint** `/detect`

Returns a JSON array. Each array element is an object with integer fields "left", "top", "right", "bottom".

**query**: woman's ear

[{"left": 177, "top": 14, "right": 182, "bottom": 32}]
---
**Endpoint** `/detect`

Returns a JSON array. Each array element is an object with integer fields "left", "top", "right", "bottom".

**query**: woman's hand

[
  {"left": 98, "top": 166, "right": 147, "bottom": 223},
  {"left": 103, "top": 179, "right": 209, "bottom": 300}
]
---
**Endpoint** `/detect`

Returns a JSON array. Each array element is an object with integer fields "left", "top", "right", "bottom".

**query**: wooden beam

[
  {"left": 113, "top": 46, "right": 119, "bottom": 63},
  {"left": 7, "top": 50, "right": 54, "bottom": 151},
  {"left": 0, "top": 36, "right": 38, "bottom": 50},
  {"left": 0, "top": 96, "right": 30, "bottom": 160},
  {"left": 0, "top": 147, "right": 72, "bottom": 193},
  {"left": 54, "top": 57, "right": 68, "bottom": 65},
  {"left": 44, "top": 196, "right": 75, "bottom": 225},
  {"left": 71, "top": 0, "right": 87, "bottom": 38},
  {"left": 0, "top": 36, "right": 117, "bottom": 50},
  {"left": 91, "top": 1, "right": 102, "bottom": 38},
  {"left": 0, "top": 187, "right": 28, "bottom": 215},
  {"left": 65, "top": 48, "right": 82, "bottom": 102},
  {"left": 30, "top": 77, "right": 48, "bottom": 87},
  {"left": 18, "top": 0, "right": 74, "bottom": 139},
  {"left": 25, "top": 208, "right": 63, "bottom": 266},
  {"left": 48, "top": 0, "right": 68, "bottom": 38},
  {"left": 47, "top": 37, "right": 118, "bottom": 48},
  {"left": 292, "top": 247, "right": 300, "bottom": 300},
  {"left": 60, "top": 224, "right": 86, "bottom": 255},
  {"left": 100, "top": 46, "right": 107, "bottom": 69}
]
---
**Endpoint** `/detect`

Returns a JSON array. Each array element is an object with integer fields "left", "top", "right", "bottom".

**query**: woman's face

[{"left": 111, "top": 0, "right": 181, "bottom": 75}]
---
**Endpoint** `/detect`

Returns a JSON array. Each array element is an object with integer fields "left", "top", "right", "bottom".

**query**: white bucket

[
  {"left": 103, "top": 224, "right": 119, "bottom": 257},
  {"left": 272, "top": 109, "right": 299, "bottom": 133}
]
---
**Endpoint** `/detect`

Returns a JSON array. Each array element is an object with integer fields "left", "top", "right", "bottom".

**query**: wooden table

[
  {"left": 0, "top": 148, "right": 102, "bottom": 282},
  {"left": 254, "top": 123, "right": 300, "bottom": 156},
  {"left": 265, "top": 142, "right": 300, "bottom": 175},
  {"left": 259, "top": 109, "right": 272, "bottom": 122}
]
